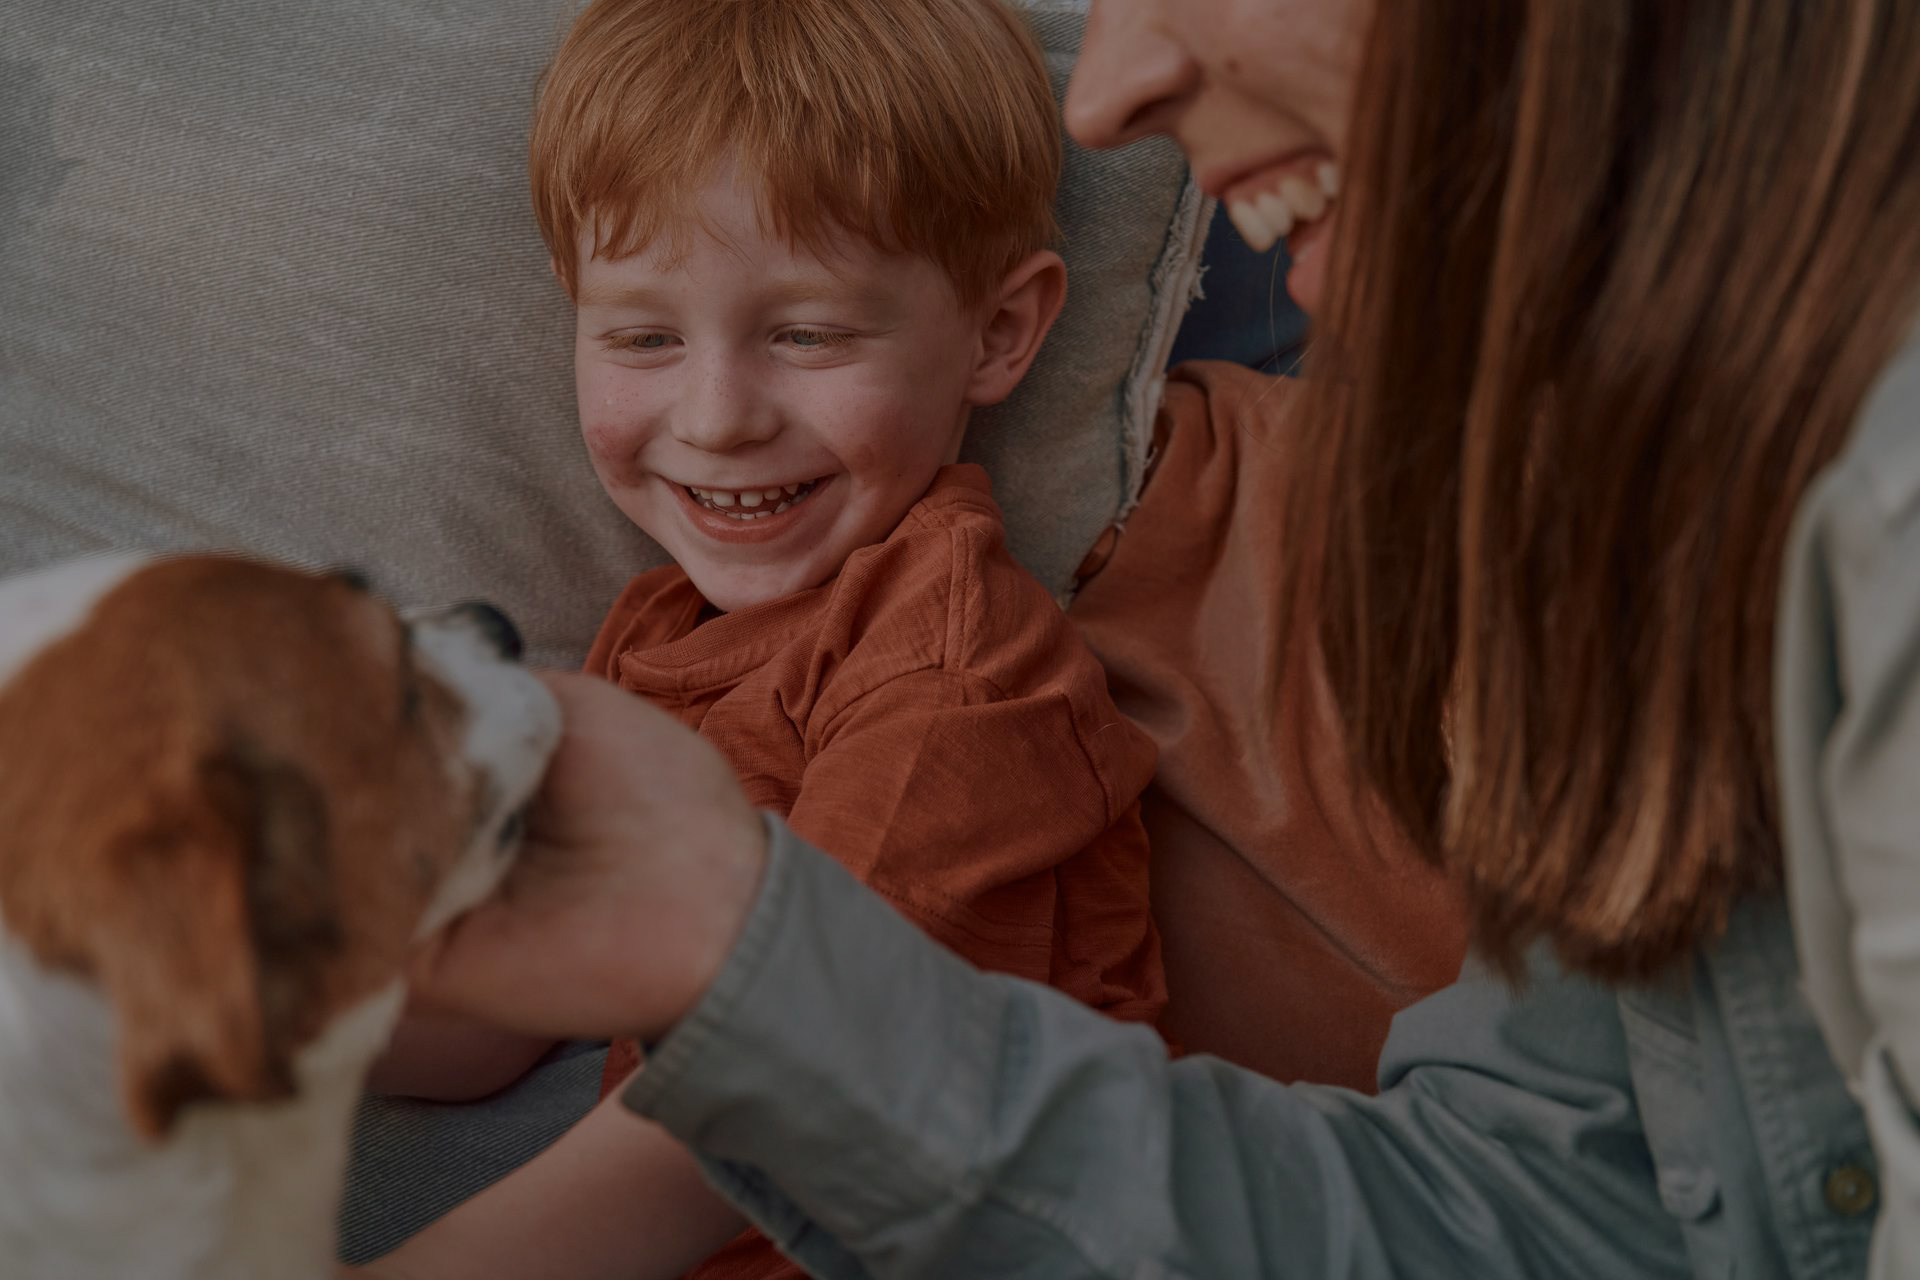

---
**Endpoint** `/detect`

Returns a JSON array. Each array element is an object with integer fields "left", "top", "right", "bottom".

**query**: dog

[{"left": 0, "top": 552, "right": 561, "bottom": 1279}]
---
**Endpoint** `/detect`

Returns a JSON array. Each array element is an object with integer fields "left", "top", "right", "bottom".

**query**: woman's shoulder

[
  {"left": 1776, "top": 323, "right": 1920, "bottom": 1080},
  {"left": 1799, "top": 325, "right": 1920, "bottom": 550},
  {"left": 1157, "top": 359, "right": 1306, "bottom": 470},
  {"left": 1779, "top": 327, "right": 1920, "bottom": 699}
]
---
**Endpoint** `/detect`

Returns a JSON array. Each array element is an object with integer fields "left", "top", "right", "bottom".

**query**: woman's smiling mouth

[{"left": 1222, "top": 160, "right": 1341, "bottom": 255}]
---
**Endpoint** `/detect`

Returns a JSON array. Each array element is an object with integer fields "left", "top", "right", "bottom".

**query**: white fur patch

[
  {"left": 407, "top": 607, "right": 561, "bottom": 937},
  {"left": 0, "top": 553, "right": 150, "bottom": 688},
  {"left": 0, "top": 951, "right": 409, "bottom": 1280}
]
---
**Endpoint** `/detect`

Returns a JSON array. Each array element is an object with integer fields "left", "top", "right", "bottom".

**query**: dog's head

[{"left": 0, "top": 554, "right": 559, "bottom": 1139}]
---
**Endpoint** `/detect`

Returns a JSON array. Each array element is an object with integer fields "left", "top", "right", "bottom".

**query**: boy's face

[{"left": 573, "top": 171, "right": 986, "bottom": 612}]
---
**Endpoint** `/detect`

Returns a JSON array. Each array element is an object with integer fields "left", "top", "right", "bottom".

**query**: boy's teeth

[
  {"left": 1316, "top": 161, "right": 1341, "bottom": 198},
  {"left": 688, "top": 479, "right": 819, "bottom": 517}
]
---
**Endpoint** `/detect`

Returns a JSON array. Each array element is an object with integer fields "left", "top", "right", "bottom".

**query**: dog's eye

[
  {"left": 395, "top": 622, "right": 424, "bottom": 723},
  {"left": 328, "top": 565, "right": 373, "bottom": 593}
]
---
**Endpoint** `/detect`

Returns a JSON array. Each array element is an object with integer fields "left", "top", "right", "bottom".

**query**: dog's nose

[{"left": 451, "top": 601, "right": 525, "bottom": 662}]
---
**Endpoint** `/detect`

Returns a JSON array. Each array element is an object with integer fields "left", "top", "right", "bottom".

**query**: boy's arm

[
  {"left": 364, "top": 997, "right": 557, "bottom": 1101},
  {"left": 345, "top": 1090, "right": 748, "bottom": 1280}
]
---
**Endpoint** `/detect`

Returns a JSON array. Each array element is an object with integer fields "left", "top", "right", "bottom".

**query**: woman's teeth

[
  {"left": 1227, "top": 161, "right": 1340, "bottom": 254},
  {"left": 688, "top": 481, "right": 816, "bottom": 520}
]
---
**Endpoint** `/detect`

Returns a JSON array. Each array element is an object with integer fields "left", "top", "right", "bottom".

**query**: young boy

[{"left": 363, "top": 1, "right": 1165, "bottom": 1276}]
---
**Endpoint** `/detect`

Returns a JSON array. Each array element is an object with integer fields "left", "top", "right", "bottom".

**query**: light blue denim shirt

[
  {"left": 625, "top": 337, "right": 1920, "bottom": 1278},
  {"left": 1777, "top": 329, "right": 1920, "bottom": 1277},
  {"left": 628, "top": 823, "right": 1874, "bottom": 1278}
]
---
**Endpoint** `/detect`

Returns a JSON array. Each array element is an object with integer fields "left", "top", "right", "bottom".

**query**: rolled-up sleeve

[{"left": 624, "top": 818, "right": 1690, "bottom": 1278}]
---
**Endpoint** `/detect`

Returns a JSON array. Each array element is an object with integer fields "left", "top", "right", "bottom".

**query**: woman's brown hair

[{"left": 1296, "top": 0, "right": 1920, "bottom": 979}]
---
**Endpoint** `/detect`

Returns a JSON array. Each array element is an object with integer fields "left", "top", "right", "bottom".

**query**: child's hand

[{"left": 408, "top": 673, "right": 766, "bottom": 1044}]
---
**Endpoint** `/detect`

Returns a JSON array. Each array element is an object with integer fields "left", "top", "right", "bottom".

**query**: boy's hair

[{"left": 531, "top": 0, "right": 1062, "bottom": 308}]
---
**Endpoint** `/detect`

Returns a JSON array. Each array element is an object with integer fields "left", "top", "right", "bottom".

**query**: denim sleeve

[
  {"left": 1777, "top": 333, "right": 1920, "bottom": 1279},
  {"left": 623, "top": 818, "right": 1690, "bottom": 1279}
]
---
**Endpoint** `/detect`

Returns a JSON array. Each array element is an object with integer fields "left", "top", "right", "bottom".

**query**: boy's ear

[{"left": 965, "top": 250, "right": 1068, "bottom": 409}]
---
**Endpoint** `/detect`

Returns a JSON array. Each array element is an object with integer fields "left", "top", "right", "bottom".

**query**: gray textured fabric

[
  {"left": 339, "top": 1041, "right": 608, "bottom": 1264},
  {"left": 999, "top": 7, "right": 1212, "bottom": 534},
  {"left": 0, "top": 2, "right": 1203, "bottom": 670},
  {"left": 0, "top": 0, "right": 1204, "bottom": 1260}
]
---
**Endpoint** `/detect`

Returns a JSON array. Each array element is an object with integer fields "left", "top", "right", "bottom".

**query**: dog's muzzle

[{"left": 446, "top": 601, "right": 524, "bottom": 663}]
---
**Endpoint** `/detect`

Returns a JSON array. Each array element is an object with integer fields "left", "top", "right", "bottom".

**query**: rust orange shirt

[
  {"left": 1071, "top": 363, "right": 1467, "bottom": 1090},
  {"left": 588, "top": 465, "right": 1166, "bottom": 1280}
]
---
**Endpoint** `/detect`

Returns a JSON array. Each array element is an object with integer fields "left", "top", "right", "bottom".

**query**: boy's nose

[{"left": 671, "top": 361, "right": 780, "bottom": 453}]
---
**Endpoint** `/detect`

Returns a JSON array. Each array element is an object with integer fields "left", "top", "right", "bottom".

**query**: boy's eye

[
  {"left": 611, "top": 332, "right": 676, "bottom": 351},
  {"left": 782, "top": 328, "right": 852, "bottom": 350}
]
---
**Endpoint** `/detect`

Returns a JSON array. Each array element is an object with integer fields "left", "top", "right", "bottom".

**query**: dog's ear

[{"left": 93, "top": 741, "right": 339, "bottom": 1140}]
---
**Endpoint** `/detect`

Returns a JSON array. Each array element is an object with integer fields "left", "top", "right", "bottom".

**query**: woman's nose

[{"left": 1064, "top": 0, "right": 1197, "bottom": 150}]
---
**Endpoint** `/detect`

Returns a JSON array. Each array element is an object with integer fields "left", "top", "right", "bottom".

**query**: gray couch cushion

[
  {"left": 0, "top": 1, "right": 1203, "bottom": 666},
  {"left": 0, "top": 0, "right": 1205, "bottom": 1259}
]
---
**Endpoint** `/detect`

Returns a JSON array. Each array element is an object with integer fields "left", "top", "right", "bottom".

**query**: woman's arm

[
  {"left": 624, "top": 819, "right": 1692, "bottom": 1279},
  {"left": 411, "top": 675, "right": 1685, "bottom": 1278}
]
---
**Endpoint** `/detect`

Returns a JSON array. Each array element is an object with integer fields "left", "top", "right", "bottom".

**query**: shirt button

[{"left": 1824, "top": 1164, "right": 1878, "bottom": 1217}]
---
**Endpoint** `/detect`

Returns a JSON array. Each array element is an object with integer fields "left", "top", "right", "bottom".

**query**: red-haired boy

[{"left": 363, "top": 2, "right": 1165, "bottom": 1277}]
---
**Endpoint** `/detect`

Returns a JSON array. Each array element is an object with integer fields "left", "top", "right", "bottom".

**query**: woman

[{"left": 402, "top": 0, "right": 1920, "bottom": 1275}]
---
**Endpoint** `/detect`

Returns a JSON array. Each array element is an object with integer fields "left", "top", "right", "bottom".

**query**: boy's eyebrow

[
  {"left": 575, "top": 275, "right": 899, "bottom": 314},
  {"left": 575, "top": 282, "right": 671, "bottom": 311},
  {"left": 755, "top": 274, "right": 897, "bottom": 312}
]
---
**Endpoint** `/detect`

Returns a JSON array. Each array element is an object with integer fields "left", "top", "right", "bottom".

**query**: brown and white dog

[{"left": 0, "top": 553, "right": 561, "bottom": 1279}]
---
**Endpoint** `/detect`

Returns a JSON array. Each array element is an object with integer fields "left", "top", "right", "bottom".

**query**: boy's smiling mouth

[
  {"left": 668, "top": 474, "right": 840, "bottom": 546},
  {"left": 686, "top": 478, "right": 825, "bottom": 519}
]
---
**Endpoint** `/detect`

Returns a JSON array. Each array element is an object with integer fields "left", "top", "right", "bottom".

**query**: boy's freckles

[{"left": 581, "top": 423, "right": 623, "bottom": 462}]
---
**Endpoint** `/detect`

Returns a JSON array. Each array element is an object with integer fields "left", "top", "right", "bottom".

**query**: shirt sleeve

[
  {"left": 785, "top": 665, "right": 1161, "bottom": 1017},
  {"left": 1776, "top": 372, "right": 1920, "bottom": 1278},
  {"left": 624, "top": 817, "right": 1691, "bottom": 1279}
]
